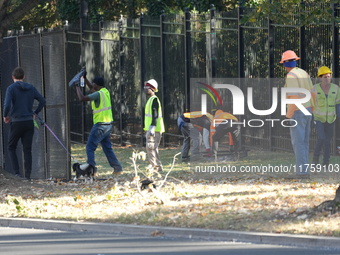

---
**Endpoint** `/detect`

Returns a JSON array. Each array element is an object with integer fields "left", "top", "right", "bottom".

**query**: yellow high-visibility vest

[
  {"left": 91, "top": 88, "right": 113, "bottom": 124},
  {"left": 144, "top": 95, "right": 165, "bottom": 133},
  {"left": 313, "top": 83, "right": 340, "bottom": 123}
]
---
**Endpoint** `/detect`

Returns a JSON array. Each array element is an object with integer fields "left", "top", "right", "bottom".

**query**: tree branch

[{"left": 1, "top": 0, "right": 52, "bottom": 29}]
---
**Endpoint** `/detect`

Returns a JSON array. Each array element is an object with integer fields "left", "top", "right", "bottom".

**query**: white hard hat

[{"left": 145, "top": 79, "right": 158, "bottom": 92}]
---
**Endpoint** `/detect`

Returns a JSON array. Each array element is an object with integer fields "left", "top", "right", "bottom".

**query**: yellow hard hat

[{"left": 317, "top": 66, "right": 332, "bottom": 77}]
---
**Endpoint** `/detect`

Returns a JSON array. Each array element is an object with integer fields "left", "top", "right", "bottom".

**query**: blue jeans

[
  {"left": 177, "top": 117, "right": 200, "bottom": 159},
  {"left": 86, "top": 123, "right": 122, "bottom": 172},
  {"left": 290, "top": 108, "right": 312, "bottom": 174},
  {"left": 314, "top": 121, "right": 334, "bottom": 164}
]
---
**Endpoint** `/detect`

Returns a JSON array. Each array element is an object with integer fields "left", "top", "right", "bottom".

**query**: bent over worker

[
  {"left": 177, "top": 111, "right": 212, "bottom": 162},
  {"left": 144, "top": 79, "right": 165, "bottom": 172},
  {"left": 210, "top": 109, "right": 240, "bottom": 159}
]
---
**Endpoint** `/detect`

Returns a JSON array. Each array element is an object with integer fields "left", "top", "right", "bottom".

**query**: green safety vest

[
  {"left": 313, "top": 83, "right": 340, "bottom": 123},
  {"left": 91, "top": 88, "right": 113, "bottom": 124},
  {"left": 144, "top": 95, "right": 165, "bottom": 133}
]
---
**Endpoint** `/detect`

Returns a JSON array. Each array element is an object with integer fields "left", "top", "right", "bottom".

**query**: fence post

[
  {"left": 118, "top": 16, "right": 124, "bottom": 145},
  {"left": 238, "top": 1, "right": 245, "bottom": 150},
  {"left": 238, "top": 2, "right": 245, "bottom": 79},
  {"left": 210, "top": 4, "right": 216, "bottom": 81},
  {"left": 332, "top": 2, "right": 339, "bottom": 78},
  {"left": 299, "top": 1, "right": 306, "bottom": 70},
  {"left": 160, "top": 10, "right": 166, "bottom": 147},
  {"left": 184, "top": 8, "right": 191, "bottom": 112},
  {"left": 139, "top": 13, "right": 145, "bottom": 145},
  {"left": 332, "top": 2, "right": 339, "bottom": 153},
  {"left": 268, "top": 0, "right": 275, "bottom": 151},
  {"left": 80, "top": 0, "right": 88, "bottom": 144}
]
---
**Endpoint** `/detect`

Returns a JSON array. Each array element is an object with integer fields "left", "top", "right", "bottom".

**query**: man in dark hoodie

[{"left": 3, "top": 67, "right": 46, "bottom": 179}]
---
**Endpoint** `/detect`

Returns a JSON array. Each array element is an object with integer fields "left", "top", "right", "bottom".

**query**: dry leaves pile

[{"left": 0, "top": 147, "right": 339, "bottom": 237}]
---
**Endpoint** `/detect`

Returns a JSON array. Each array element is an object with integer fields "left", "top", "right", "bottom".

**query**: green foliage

[
  {"left": 241, "top": 0, "right": 338, "bottom": 26},
  {"left": 19, "top": 1, "right": 59, "bottom": 30},
  {"left": 56, "top": 0, "right": 80, "bottom": 24}
]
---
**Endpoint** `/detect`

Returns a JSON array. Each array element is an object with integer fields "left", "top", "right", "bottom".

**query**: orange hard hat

[{"left": 280, "top": 50, "right": 300, "bottom": 63}]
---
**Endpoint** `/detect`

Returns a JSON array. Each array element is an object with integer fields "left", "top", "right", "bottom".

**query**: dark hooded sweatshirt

[{"left": 3, "top": 81, "right": 46, "bottom": 122}]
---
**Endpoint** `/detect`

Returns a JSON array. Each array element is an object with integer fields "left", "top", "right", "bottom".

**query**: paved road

[{"left": 0, "top": 227, "right": 339, "bottom": 255}]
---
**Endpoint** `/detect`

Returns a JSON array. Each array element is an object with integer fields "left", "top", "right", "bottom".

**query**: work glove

[{"left": 147, "top": 125, "right": 156, "bottom": 137}]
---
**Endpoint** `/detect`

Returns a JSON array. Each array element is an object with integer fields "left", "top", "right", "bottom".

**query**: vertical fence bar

[
  {"left": 184, "top": 8, "right": 191, "bottom": 112},
  {"left": 332, "top": 3, "right": 339, "bottom": 78},
  {"left": 139, "top": 14, "right": 145, "bottom": 145},
  {"left": 210, "top": 5, "right": 216, "bottom": 81},
  {"left": 80, "top": 0, "right": 88, "bottom": 144},
  {"left": 299, "top": 1, "right": 306, "bottom": 70},
  {"left": 119, "top": 17, "right": 124, "bottom": 145},
  {"left": 332, "top": 2, "right": 339, "bottom": 153},
  {"left": 160, "top": 11, "right": 166, "bottom": 146},
  {"left": 238, "top": 3, "right": 245, "bottom": 78},
  {"left": 238, "top": 2, "right": 245, "bottom": 150},
  {"left": 268, "top": 0, "right": 275, "bottom": 151}
]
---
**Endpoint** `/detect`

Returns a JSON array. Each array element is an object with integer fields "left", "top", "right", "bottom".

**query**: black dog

[
  {"left": 72, "top": 163, "right": 96, "bottom": 183},
  {"left": 140, "top": 179, "right": 156, "bottom": 190}
]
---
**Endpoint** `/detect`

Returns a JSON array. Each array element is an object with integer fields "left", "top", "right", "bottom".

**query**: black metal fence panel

[
  {"left": 163, "top": 14, "right": 186, "bottom": 146},
  {"left": 65, "top": 6, "right": 339, "bottom": 154},
  {"left": 0, "top": 37, "right": 19, "bottom": 174},
  {"left": 17, "top": 34, "right": 45, "bottom": 179},
  {"left": 41, "top": 31, "right": 69, "bottom": 179},
  {"left": 65, "top": 23, "right": 83, "bottom": 144}
]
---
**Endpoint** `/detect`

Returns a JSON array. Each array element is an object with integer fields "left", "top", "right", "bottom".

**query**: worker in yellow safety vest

[
  {"left": 312, "top": 66, "right": 340, "bottom": 168},
  {"left": 177, "top": 111, "right": 213, "bottom": 162},
  {"left": 76, "top": 75, "right": 123, "bottom": 175},
  {"left": 210, "top": 109, "right": 240, "bottom": 159},
  {"left": 144, "top": 79, "right": 165, "bottom": 172}
]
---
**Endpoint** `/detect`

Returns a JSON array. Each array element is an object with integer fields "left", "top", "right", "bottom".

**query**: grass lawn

[{"left": 0, "top": 144, "right": 339, "bottom": 237}]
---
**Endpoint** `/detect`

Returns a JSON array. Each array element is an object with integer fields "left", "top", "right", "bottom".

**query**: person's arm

[
  {"left": 76, "top": 86, "right": 91, "bottom": 101},
  {"left": 151, "top": 98, "right": 159, "bottom": 126},
  {"left": 84, "top": 76, "right": 95, "bottom": 92},
  {"left": 336, "top": 87, "right": 340, "bottom": 117},
  {"left": 3, "top": 87, "right": 12, "bottom": 123},
  {"left": 33, "top": 88, "right": 46, "bottom": 115}
]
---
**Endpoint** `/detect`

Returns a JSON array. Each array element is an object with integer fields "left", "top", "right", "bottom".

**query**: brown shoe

[{"left": 113, "top": 169, "right": 123, "bottom": 175}]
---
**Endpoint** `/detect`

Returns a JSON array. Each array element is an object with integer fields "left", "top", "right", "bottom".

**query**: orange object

[
  {"left": 228, "top": 132, "right": 234, "bottom": 145},
  {"left": 280, "top": 50, "right": 300, "bottom": 63}
]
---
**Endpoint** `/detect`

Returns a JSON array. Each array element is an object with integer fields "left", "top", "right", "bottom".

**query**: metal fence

[
  {"left": 1, "top": 2, "right": 339, "bottom": 173},
  {"left": 69, "top": 3, "right": 339, "bottom": 153},
  {"left": 0, "top": 32, "right": 70, "bottom": 179}
]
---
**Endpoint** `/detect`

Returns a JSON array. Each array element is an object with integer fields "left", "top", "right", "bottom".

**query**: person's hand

[
  {"left": 147, "top": 125, "right": 156, "bottom": 136},
  {"left": 3, "top": 116, "right": 10, "bottom": 123}
]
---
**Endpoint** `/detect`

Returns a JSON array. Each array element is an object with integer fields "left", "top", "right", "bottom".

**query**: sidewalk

[{"left": 1, "top": 217, "right": 340, "bottom": 250}]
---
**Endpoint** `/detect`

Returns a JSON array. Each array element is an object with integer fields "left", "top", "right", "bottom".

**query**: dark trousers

[{"left": 8, "top": 120, "right": 34, "bottom": 178}]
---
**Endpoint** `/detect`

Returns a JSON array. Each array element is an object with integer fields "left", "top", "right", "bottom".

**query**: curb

[{"left": 1, "top": 217, "right": 340, "bottom": 250}]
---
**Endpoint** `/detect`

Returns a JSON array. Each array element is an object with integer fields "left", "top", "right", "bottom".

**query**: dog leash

[{"left": 35, "top": 114, "right": 79, "bottom": 163}]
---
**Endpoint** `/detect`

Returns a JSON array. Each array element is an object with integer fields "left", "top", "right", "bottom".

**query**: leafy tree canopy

[{"left": 2, "top": 0, "right": 339, "bottom": 33}]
